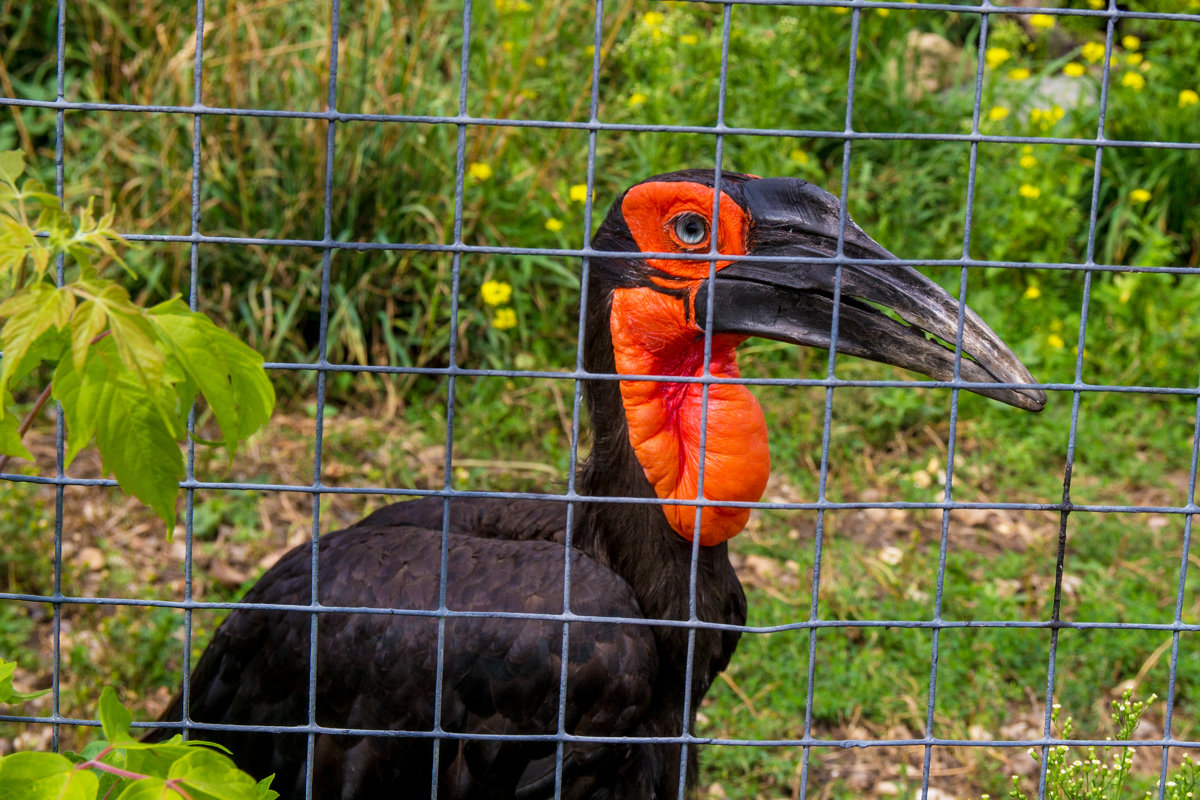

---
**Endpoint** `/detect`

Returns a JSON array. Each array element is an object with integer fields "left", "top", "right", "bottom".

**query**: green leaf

[
  {"left": 167, "top": 749, "right": 259, "bottom": 800},
  {"left": 98, "top": 687, "right": 132, "bottom": 741},
  {"left": 10, "top": 326, "right": 67, "bottom": 388},
  {"left": 68, "top": 300, "right": 107, "bottom": 371},
  {"left": 114, "top": 777, "right": 175, "bottom": 800},
  {"left": 148, "top": 300, "right": 275, "bottom": 460},
  {"left": 0, "top": 217, "right": 38, "bottom": 286},
  {"left": 0, "top": 658, "right": 47, "bottom": 704},
  {"left": 35, "top": 205, "right": 72, "bottom": 241},
  {"left": 53, "top": 338, "right": 182, "bottom": 529},
  {"left": 76, "top": 742, "right": 108, "bottom": 762},
  {"left": 254, "top": 776, "right": 279, "bottom": 800},
  {"left": 87, "top": 216, "right": 132, "bottom": 277},
  {"left": 0, "top": 281, "right": 75, "bottom": 414},
  {"left": 19, "top": 183, "right": 61, "bottom": 211},
  {"left": 72, "top": 281, "right": 163, "bottom": 392},
  {"left": 0, "top": 151, "right": 23, "bottom": 186},
  {"left": 120, "top": 737, "right": 220, "bottom": 780},
  {"left": 0, "top": 408, "right": 32, "bottom": 462},
  {"left": 0, "top": 751, "right": 99, "bottom": 800}
]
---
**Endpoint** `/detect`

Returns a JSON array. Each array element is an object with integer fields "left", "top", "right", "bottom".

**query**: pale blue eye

[{"left": 673, "top": 213, "right": 709, "bottom": 246}]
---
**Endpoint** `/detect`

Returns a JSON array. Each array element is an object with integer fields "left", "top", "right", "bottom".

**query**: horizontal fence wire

[{"left": 0, "top": 1, "right": 1198, "bottom": 800}]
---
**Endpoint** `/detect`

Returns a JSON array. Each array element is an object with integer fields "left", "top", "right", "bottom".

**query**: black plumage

[
  {"left": 159, "top": 497, "right": 696, "bottom": 798},
  {"left": 150, "top": 170, "right": 1043, "bottom": 799}
]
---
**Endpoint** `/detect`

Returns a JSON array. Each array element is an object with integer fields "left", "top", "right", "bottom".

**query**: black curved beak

[{"left": 694, "top": 178, "right": 1045, "bottom": 412}]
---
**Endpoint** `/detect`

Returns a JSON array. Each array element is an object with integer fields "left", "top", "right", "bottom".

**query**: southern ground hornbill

[{"left": 149, "top": 170, "right": 1045, "bottom": 798}]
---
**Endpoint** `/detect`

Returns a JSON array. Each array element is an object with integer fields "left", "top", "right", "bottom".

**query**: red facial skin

[{"left": 609, "top": 181, "right": 770, "bottom": 546}]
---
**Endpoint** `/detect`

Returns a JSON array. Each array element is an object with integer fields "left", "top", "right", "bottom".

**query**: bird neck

[
  {"left": 608, "top": 286, "right": 771, "bottom": 546},
  {"left": 577, "top": 279, "right": 748, "bottom": 717},
  {"left": 578, "top": 280, "right": 746, "bottom": 600}
]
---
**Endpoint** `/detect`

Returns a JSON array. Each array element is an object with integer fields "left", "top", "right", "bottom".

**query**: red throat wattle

[{"left": 609, "top": 180, "right": 769, "bottom": 546}]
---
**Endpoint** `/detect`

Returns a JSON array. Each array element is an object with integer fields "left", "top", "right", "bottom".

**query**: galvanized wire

[{"left": 0, "top": 2, "right": 1199, "bottom": 800}]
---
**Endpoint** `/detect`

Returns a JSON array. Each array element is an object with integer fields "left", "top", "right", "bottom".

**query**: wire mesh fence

[{"left": 1, "top": 0, "right": 1199, "bottom": 798}]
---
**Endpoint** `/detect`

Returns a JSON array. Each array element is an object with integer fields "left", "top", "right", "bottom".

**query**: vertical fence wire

[
  {"left": 47, "top": 0, "right": 68, "bottom": 757},
  {"left": 177, "top": 0, "right": 209, "bottom": 747},
  {"left": 430, "top": 3, "right": 476, "bottom": 792},
  {"left": 1037, "top": 7, "right": 1119, "bottom": 799},
  {"left": 678, "top": 5, "right": 734, "bottom": 794},
  {"left": 298, "top": 0, "right": 345, "bottom": 794},
  {"left": 1163, "top": 379, "right": 1200, "bottom": 796},
  {"left": 798, "top": 5, "right": 863, "bottom": 797},
  {"left": 919, "top": 8, "right": 995, "bottom": 799},
  {"left": 549, "top": 1, "right": 611, "bottom": 793},
  {"left": 1, "top": 2, "right": 1199, "bottom": 800}
]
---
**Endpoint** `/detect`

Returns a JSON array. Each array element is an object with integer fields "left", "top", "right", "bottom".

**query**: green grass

[{"left": 3, "top": 0, "right": 1200, "bottom": 796}]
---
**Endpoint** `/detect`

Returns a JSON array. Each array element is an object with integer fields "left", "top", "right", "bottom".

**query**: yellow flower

[
  {"left": 642, "top": 11, "right": 665, "bottom": 27},
  {"left": 628, "top": 92, "right": 648, "bottom": 107},
  {"left": 1029, "top": 14, "right": 1055, "bottom": 30},
  {"left": 1019, "top": 155, "right": 1037, "bottom": 169},
  {"left": 1130, "top": 189, "right": 1151, "bottom": 204},
  {"left": 534, "top": 56, "right": 547, "bottom": 67},
  {"left": 1121, "top": 71, "right": 1146, "bottom": 90},
  {"left": 1024, "top": 285, "right": 1041, "bottom": 300},
  {"left": 1018, "top": 184, "right": 1041, "bottom": 200},
  {"left": 1087, "top": 0, "right": 1103, "bottom": 6},
  {"left": 1122, "top": 35, "right": 1141, "bottom": 51},
  {"left": 468, "top": 162, "right": 493, "bottom": 181},
  {"left": 1047, "top": 333, "right": 1065, "bottom": 349},
  {"left": 1063, "top": 62, "right": 1086, "bottom": 78},
  {"left": 832, "top": 5, "right": 850, "bottom": 13},
  {"left": 1008, "top": 67, "right": 1031, "bottom": 81},
  {"left": 985, "top": 47, "right": 1011, "bottom": 70},
  {"left": 1081, "top": 41, "right": 1106, "bottom": 63},
  {"left": 1022, "top": 145, "right": 1034, "bottom": 155},
  {"left": 492, "top": 308, "right": 518, "bottom": 330},
  {"left": 502, "top": 40, "right": 514, "bottom": 53},
  {"left": 569, "top": 184, "right": 589, "bottom": 203},
  {"left": 875, "top": 7, "right": 890, "bottom": 16},
  {"left": 789, "top": 148, "right": 811, "bottom": 165},
  {"left": 988, "top": 106, "right": 1010, "bottom": 121},
  {"left": 679, "top": 33, "right": 699, "bottom": 46},
  {"left": 480, "top": 280, "right": 513, "bottom": 306},
  {"left": 1126, "top": 52, "right": 1143, "bottom": 67},
  {"left": 544, "top": 217, "right": 564, "bottom": 232},
  {"left": 1181, "top": 89, "right": 1200, "bottom": 108},
  {"left": 1029, "top": 106, "right": 1064, "bottom": 131}
]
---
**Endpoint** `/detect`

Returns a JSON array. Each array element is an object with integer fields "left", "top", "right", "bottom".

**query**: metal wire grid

[{"left": 0, "top": 1, "right": 1198, "bottom": 798}]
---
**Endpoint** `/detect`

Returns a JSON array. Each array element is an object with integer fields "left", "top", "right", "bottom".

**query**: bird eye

[{"left": 671, "top": 213, "right": 709, "bottom": 247}]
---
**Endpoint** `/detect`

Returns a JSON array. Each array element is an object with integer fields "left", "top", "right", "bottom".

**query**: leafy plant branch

[
  {"left": 0, "top": 662, "right": 277, "bottom": 800},
  {"left": 0, "top": 150, "right": 275, "bottom": 531}
]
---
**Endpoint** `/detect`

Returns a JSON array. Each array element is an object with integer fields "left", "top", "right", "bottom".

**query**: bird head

[{"left": 584, "top": 170, "right": 1045, "bottom": 547}]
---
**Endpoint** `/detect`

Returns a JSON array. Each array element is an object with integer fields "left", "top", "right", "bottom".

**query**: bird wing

[
  {"left": 355, "top": 496, "right": 572, "bottom": 544},
  {"left": 154, "top": 503, "right": 660, "bottom": 799}
]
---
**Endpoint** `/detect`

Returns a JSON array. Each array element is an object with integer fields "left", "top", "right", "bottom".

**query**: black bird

[{"left": 150, "top": 171, "right": 1044, "bottom": 799}]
